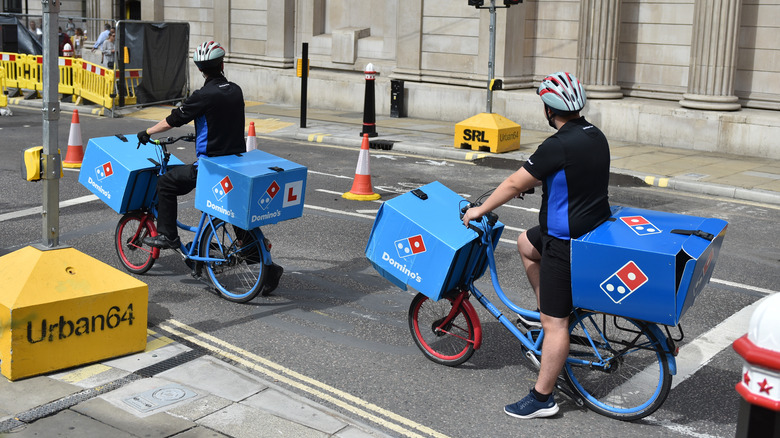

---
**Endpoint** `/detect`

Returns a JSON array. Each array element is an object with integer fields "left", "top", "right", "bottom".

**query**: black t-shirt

[
  {"left": 523, "top": 117, "right": 611, "bottom": 240},
  {"left": 166, "top": 74, "right": 245, "bottom": 162}
]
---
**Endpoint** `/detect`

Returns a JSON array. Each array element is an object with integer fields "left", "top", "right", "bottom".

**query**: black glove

[{"left": 137, "top": 129, "right": 151, "bottom": 145}]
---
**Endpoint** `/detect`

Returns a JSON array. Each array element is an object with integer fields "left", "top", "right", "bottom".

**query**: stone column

[
  {"left": 577, "top": 0, "right": 623, "bottom": 99},
  {"left": 391, "top": 0, "right": 423, "bottom": 81},
  {"left": 680, "top": 0, "right": 742, "bottom": 111}
]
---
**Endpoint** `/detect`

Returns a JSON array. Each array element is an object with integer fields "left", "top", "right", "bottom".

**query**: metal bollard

[
  {"left": 733, "top": 293, "right": 780, "bottom": 437},
  {"left": 360, "top": 63, "right": 378, "bottom": 138}
]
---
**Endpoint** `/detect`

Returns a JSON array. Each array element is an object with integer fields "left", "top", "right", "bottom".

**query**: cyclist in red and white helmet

[
  {"left": 462, "top": 71, "right": 611, "bottom": 419},
  {"left": 537, "top": 71, "right": 587, "bottom": 128},
  {"left": 136, "top": 41, "right": 245, "bottom": 250}
]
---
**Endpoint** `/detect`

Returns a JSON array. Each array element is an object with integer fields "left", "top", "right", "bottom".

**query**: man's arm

[{"left": 462, "top": 167, "right": 541, "bottom": 226}]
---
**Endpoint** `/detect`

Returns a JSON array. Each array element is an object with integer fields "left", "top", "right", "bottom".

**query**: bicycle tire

[
  {"left": 199, "top": 219, "right": 265, "bottom": 303},
  {"left": 408, "top": 292, "right": 476, "bottom": 367},
  {"left": 115, "top": 212, "right": 156, "bottom": 274},
  {"left": 564, "top": 312, "right": 672, "bottom": 421}
]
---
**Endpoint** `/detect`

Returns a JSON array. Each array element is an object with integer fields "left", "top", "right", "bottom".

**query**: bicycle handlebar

[
  {"left": 137, "top": 133, "right": 196, "bottom": 150},
  {"left": 151, "top": 133, "right": 196, "bottom": 146}
]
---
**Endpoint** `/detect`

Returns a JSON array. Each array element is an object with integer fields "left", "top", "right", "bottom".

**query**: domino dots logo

[
  {"left": 621, "top": 215, "right": 662, "bottom": 236},
  {"left": 599, "top": 261, "right": 649, "bottom": 304},
  {"left": 258, "top": 181, "right": 281, "bottom": 210},
  {"left": 212, "top": 176, "right": 234, "bottom": 201},
  {"left": 95, "top": 162, "right": 113, "bottom": 181},
  {"left": 395, "top": 235, "right": 426, "bottom": 259}
]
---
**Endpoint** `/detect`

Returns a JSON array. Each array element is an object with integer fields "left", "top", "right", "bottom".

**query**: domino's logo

[
  {"left": 621, "top": 215, "right": 662, "bottom": 236},
  {"left": 395, "top": 235, "right": 426, "bottom": 259},
  {"left": 600, "top": 261, "right": 648, "bottom": 304},
  {"left": 212, "top": 176, "right": 233, "bottom": 201},
  {"left": 95, "top": 161, "right": 113, "bottom": 181},
  {"left": 258, "top": 181, "right": 281, "bottom": 210}
]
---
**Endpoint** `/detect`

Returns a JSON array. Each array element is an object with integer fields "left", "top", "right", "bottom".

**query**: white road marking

[
  {"left": 0, "top": 194, "right": 98, "bottom": 222},
  {"left": 711, "top": 278, "right": 776, "bottom": 296},
  {"left": 308, "top": 170, "right": 353, "bottom": 180}
]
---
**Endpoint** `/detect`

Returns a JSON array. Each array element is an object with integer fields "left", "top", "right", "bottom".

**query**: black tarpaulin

[
  {"left": 117, "top": 21, "right": 189, "bottom": 105},
  {"left": 0, "top": 15, "right": 43, "bottom": 55}
]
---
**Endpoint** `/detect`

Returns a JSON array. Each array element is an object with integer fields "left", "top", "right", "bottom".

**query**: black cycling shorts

[{"left": 526, "top": 225, "right": 572, "bottom": 318}]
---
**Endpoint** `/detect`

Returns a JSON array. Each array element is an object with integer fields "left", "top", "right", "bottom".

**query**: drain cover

[{"left": 123, "top": 383, "right": 197, "bottom": 413}]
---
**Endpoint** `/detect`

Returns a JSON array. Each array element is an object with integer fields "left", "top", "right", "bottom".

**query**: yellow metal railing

[{"left": 0, "top": 51, "right": 143, "bottom": 113}]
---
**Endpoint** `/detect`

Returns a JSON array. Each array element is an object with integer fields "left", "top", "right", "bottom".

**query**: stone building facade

[{"left": 21, "top": 0, "right": 780, "bottom": 158}]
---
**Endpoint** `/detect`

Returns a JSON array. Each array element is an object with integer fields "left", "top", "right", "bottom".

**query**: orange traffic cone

[
  {"left": 246, "top": 121, "right": 257, "bottom": 152},
  {"left": 343, "top": 134, "right": 381, "bottom": 201},
  {"left": 63, "top": 109, "right": 83, "bottom": 168}
]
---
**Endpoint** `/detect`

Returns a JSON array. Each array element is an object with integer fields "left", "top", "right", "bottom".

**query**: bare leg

[
  {"left": 517, "top": 231, "right": 541, "bottom": 308},
  {"left": 535, "top": 313, "right": 570, "bottom": 394}
]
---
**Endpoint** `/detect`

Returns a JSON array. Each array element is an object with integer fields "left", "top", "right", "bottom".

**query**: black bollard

[{"left": 360, "top": 63, "right": 378, "bottom": 138}]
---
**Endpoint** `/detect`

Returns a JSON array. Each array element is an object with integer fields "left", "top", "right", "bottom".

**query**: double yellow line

[{"left": 158, "top": 319, "right": 450, "bottom": 438}]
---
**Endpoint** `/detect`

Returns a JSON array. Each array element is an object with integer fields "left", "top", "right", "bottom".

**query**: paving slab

[
  {"left": 91, "top": 376, "right": 202, "bottom": 418},
  {"left": 198, "top": 402, "right": 328, "bottom": 438},
  {"left": 156, "top": 355, "right": 268, "bottom": 402},
  {"left": 243, "top": 388, "right": 349, "bottom": 434},
  {"left": 73, "top": 397, "right": 196, "bottom": 438},
  {"left": 3, "top": 409, "right": 135, "bottom": 438},
  {"left": 166, "top": 393, "right": 234, "bottom": 421},
  {"left": 0, "top": 375, "right": 80, "bottom": 414}
]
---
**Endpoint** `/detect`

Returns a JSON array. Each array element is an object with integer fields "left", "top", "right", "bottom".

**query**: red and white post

[{"left": 360, "top": 63, "right": 378, "bottom": 138}]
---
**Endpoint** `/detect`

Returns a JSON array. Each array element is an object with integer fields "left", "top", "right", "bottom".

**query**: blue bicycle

[
  {"left": 407, "top": 198, "right": 678, "bottom": 421},
  {"left": 113, "top": 134, "right": 282, "bottom": 303}
]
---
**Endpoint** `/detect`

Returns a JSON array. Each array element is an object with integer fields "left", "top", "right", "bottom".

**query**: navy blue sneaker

[{"left": 504, "top": 390, "right": 559, "bottom": 419}]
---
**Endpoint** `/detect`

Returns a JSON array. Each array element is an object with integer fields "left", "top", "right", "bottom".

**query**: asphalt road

[{"left": 1, "top": 106, "right": 778, "bottom": 438}]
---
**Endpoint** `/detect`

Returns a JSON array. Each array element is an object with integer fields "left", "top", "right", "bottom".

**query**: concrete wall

[{"left": 64, "top": 0, "right": 780, "bottom": 159}]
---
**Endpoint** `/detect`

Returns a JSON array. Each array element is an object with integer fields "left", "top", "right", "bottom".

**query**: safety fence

[
  {"left": 0, "top": 66, "right": 7, "bottom": 108},
  {"left": 0, "top": 51, "right": 140, "bottom": 112}
]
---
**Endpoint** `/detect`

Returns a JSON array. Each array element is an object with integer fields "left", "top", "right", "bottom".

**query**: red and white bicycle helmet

[
  {"left": 193, "top": 41, "right": 225, "bottom": 70},
  {"left": 537, "top": 72, "right": 586, "bottom": 113}
]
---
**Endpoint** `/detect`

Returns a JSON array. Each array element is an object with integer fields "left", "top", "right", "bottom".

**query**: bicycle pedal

[{"left": 524, "top": 350, "right": 541, "bottom": 369}]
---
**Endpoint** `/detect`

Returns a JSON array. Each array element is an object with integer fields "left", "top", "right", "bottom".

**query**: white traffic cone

[
  {"left": 343, "top": 134, "right": 380, "bottom": 201},
  {"left": 246, "top": 121, "right": 257, "bottom": 151},
  {"left": 63, "top": 109, "right": 83, "bottom": 168}
]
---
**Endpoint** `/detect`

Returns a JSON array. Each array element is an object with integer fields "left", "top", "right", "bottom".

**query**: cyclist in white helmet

[
  {"left": 462, "top": 71, "right": 611, "bottom": 419},
  {"left": 137, "top": 41, "right": 245, "bottom": 249}
]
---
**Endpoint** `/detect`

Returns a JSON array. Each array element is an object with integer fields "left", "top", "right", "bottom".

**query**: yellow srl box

[
  {"left": 0, "top": 246, "right": 148, "bottom": 381},
  {"left": 454, "top": 112, "right": 521, "bottom": 154}
]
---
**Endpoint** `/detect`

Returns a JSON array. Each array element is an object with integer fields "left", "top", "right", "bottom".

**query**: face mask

[{"left": 544, "top": 105, "right": 556, "bottom": 129}]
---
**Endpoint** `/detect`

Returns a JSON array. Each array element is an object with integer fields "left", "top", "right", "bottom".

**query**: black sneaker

[
  {"left": 261, "top": 263, "right": 284, "bottom": 296},
  {"left": 143, "top": 234, "right": 181, "bottom": 249}
]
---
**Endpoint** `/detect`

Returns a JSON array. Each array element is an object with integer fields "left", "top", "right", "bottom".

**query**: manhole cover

[{"left": 124, "top": 384, "right": 197, "bottom": 413}]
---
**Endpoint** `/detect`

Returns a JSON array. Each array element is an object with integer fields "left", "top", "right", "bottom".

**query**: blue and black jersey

[
  {"left": 523, "top": 117, "right": 611, "bottom": 240},
  {"left": 165, "top": 74, "right": 246, "bottom": 162}
]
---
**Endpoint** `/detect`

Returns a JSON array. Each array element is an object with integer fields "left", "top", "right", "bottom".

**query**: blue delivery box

[
  {"left": 365, "top": 181, "right": 503, "bottom": 300},
  {"left": 78, "top": 134, "right": 185, "bottom": 214},
  {"left": 571, "top": 206, "right": 728, "bottom": 326},
  {"left": 194, "top": 149, "right": 307, "bottom": 230}
]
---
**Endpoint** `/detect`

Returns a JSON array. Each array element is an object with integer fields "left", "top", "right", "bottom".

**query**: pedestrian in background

[
  {"left": 101, "top": 30, "right": 116, "bottom": 69},
  {"left": 72, "top": 28, "right": 85, "bottom": 58},
  {"left": 92, "top": 23, "right": 111, "bottom": 52}
]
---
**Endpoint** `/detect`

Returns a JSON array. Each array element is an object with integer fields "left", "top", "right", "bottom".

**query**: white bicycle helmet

[
  {"left": 537, "top": 72, "right": 586, "bottom": 113},
  {"left": 193, "top": 41, "right": 225, "bottom": 70}
]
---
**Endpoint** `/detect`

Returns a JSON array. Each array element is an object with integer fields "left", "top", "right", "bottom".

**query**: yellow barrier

[
  {"left": 0, "top": 52, "right": 23, "bottom": 89},
  {"left": 0, "top": 67, "right": 6, "bottom": 108},
  {"left": 77, "top": 61, "right": 115, "bottom": 108},
  {"left": 58, "top": 57, "right": 76, "bottom": 95},
  {"left": 123, "top": 69, "right": 141, "bottom": 105},
  {"left": 0, "top": 51, "right": 143, "bottom": 113},
  {"left": 26, "top": 55, "right": 43, "bottom": 92}
]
